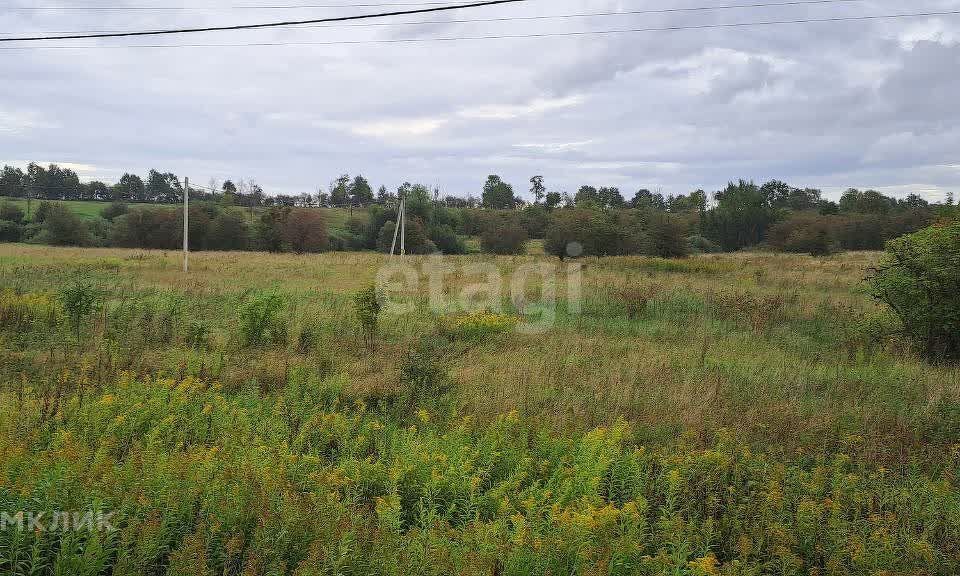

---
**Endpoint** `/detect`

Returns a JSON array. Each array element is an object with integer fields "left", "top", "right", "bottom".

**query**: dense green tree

[
  {"left": 0, "top": 166, "right": 26, "bottom": 198},
  {"left": 839, "top": 188, "right": 896, "bottom": 214},
  {"left": 631, "top": 189, "right": 666, "bottom": 210},
  {"left": 598, "top": 187, "right": 625, "bottom": 208},
  {"left": 349, "top": 175, "right": 374, "bottom": 205},
  {"left": 114, "top": 173, "right": 144, "bottom": 202},
  {"left": 544, "top": 192, "right": 563, "bottom": 210},
  {"left": 481, "top": 175, "right": 516, "bottom": 209},
  {"left": 702, "top": 180, "right": 777, "bottom": 251},
  {"left": 574, "top": 186, "right": 600, "bottom": 207},
  {"left": 330, "top": 174, "right": 351, "bottom": 206},
  {"left": 870, "top": 220, "right": 960, "bottom": 361}
]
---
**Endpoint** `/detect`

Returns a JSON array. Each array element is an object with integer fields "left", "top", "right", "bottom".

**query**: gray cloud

[{"left": 1, "top": 0, "right": 959, "bottom": 201}]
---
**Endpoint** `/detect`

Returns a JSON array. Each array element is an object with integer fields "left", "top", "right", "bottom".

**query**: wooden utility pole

[
  {"left": 389, "top": 195, "right": 406, "bottom": 258},
  {"left": 183, "top": 177, "right": 189, "bottom": 273}
]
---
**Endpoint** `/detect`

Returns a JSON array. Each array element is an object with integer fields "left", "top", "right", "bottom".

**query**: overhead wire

[
  {"left": 0, "top": 0, "right": 528, "bottom": 41},
  {"left": 0, "top": 0, "right": 871, "bottom": 37},
  {"left": 1, "top": 9, "right": 958, "bottom": 49}
]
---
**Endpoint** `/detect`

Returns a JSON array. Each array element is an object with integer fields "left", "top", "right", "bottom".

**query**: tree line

[{"left": 1, "top": 163, "right": 956, "bottom": 257}]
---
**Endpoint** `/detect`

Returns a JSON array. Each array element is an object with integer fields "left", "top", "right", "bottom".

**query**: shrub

[
  {"left": 768, "top": 213, "right": 839, "bottom": 256},
  {"left": 376, "top": 217, "right": 435, "bottom": 254},
  {"left": 399, "top": 335, "right": 451, "bottom": 412},
  {"left": 869, "top": 221, "right": 960, "bottom": 361},
  {"left": 687, "top": 234, "right": 721, "bottom": 254},
  {"left": 36, "top": 204, "right": 92, "bottom": 246},
  {"left": 480, "top": 217, "right": 527, "bottom": 255},
  {"left": 60, "top": 279, "right": 98, "bottom": 342},
  {"left": 207, "top": 210, "right": 249, "bottom": 251},
  {"left": 429, "top": 224, "right": 467, "bottom": 255},
  {"left": 644, "top": 212, "right": 690, "bottom": 258},
  {"left": 544, "top": 208, "right": 618, "bottom": 259},
  {"left": 0, "top": 201, "right": 24, "bottom": 224},
  {"left": 238, "top": 291, "right": 287, "bottom": 347},
  {"left": 282, "top": 209, "right": 329, "bottom": 253},
  {"left": 0, "top": 220, "right": 21, "bottom": 242},
  {"left": 112, "top": 209, "right": 180, "bottom": 249},
  {"left": 100, "top": 201, "right": 128, "bottom": 221},
  {"left": 353, "top": 284, "right": 382, "bottom": 350}
]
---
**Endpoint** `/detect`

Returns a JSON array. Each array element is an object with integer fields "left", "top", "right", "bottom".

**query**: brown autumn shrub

[{"left": 282, "top": 208, "right": 329, "bottom": 253}]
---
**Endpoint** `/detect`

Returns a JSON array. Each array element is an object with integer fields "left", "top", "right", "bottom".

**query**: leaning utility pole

[
  {"left": 183, "top": 177, "right": 189, "bottom": 273},
  {"left": 389, "top": 193, "right": 406, "bottom": 258}
]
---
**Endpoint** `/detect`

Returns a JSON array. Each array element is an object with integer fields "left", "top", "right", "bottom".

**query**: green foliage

[
  {"left": 399, "top": 335, "right": 451, "bottom": 412},
  {"left": 480, "top": 216, "right": 528, "bottom": 255},
  {"left": 686, "top": 234, "right": 721, "bottom": 254},
  {"left": 869, "top": 221, "right": 960, "bottom": 361},
  {"left": 238, "top": 291, "right": 287, "bottom": 347},
  {"left": 35, "top": 203, "right": 92, "bottom": 246},
  {"left": 768, "top": 212, "right": 839, "bottom": 256},
  {"left": 0, "top": 201, "right": 25, "bottom": 224},
  {"left": 0, "top": 220, "right": 22, "bottom": 242},
  {"left": 99, "top": 201, "right": 128, "bottom": 221},
  {"left": 60, "top": 279, "right": 97, "bottom": 341},
  {"left": 481, "top": 174, "right": 517, "bottom": 209},
  {"left": 702, "top": 180, "right": 777, "bottom": 251},
  {"left": 428, "top": 224, "right": 466, "bottom": 255},
  {"left": 376, "top": 217, "right": 435, "bottom": 255},
  {"left": 353, "top": 284, "right": 382, "bottom": 349}
]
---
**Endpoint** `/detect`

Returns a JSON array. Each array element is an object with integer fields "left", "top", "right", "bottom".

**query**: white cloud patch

[
  {"left": 350, "top": 117, "right": 448, "bottom": 139},
  {"left": 458, "top": 95, "right": 585, "bottom": 120},
  {"left": 0, "top": 108, "right": 50, "bottom": 134}
]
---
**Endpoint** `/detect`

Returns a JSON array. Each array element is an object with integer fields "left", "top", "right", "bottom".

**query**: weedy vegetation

[{"left": 0, "top": 242, "right": 958, "bottom": 575}]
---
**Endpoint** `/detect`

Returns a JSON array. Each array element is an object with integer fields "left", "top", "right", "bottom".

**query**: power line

[
  {"left": 0, "top": 1, "right": 462, "bottom": 10},
  {"left": 0, "top": 0, "right": 527, "bottom": 42},
  {"left": 2, "top": 9, "right": 957, "bottom": 49},
  {"left": 0, "top": 0, "right": 869, "bottom": 37}
]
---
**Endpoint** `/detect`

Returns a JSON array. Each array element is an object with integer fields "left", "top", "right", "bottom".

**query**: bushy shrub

[
  {"left": 0, "top": 201, "right": 24, "bottom": 224},
  {"left": 36, "top": 203, "right": 92, "bottom": 246},
  {"left": 207, "top": 210, "right": 249, "bottom": 251},
  {"left": 282, "top": 208, "right": 329, "bottom": 253},
  {"left": 353, "top": 284, "right": 382, "bottom": 350},
  {"left": 399, "top": 335, "right": 451, "bottom": 412},
  {"left": 429, "top": 224, "right": 467, "bottom": 255},
  {"left": 687, "top": 234, "right": 721, "bottom": 254},
  {"left": 238, "top": 291, "right": 287, "bottom": 347},
  {"left": 644, "top": 212, "right": 690, "bottom": 258},
  {"left": 60, "top": 279, "right": 98, "bottom": 341},
  {"left": 0, "top": 220, "right": 21, "bottom": 242},
  {"left": 480, "top": 217, "right": 527, "bottom": 255},
  {"left": 544, "top": 208, "right": 618, "bottom": 259},
  {"left": 376, "top": 217, "right": 435, "bottom": 254},
  {"left": 112, "top": 208, "right": 180, "bottom": 249},
  {"left": 869, "top": 221, "right": 960, "bottom": 361},
  {"left": 835, "top": 214, "right": 885, "bottom": 250},
  {"left": 768, "top": 213, "right": 839, "bottom": 256},
  {"left": 100, "top": 201, "right": 128, "bottom": 221}
]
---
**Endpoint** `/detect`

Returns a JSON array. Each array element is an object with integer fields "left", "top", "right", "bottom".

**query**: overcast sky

[{"left": 1, "top": 0, "right": 959, "bottom": 201}]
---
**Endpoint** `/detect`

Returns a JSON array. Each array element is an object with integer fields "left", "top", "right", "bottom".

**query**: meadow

[{"left": 0, "top": 244, "right": 958, "bottom": 575}]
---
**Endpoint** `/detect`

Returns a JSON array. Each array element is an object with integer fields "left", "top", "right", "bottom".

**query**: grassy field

[
  {"left": 0, "top": 197, "right": 113, "bottom": 220},
  {"left": 0, "top": 197, "right": 360, "bottom": 232},
  {"left": 1, "top": 244, "right": 958, "bottom": 575}
]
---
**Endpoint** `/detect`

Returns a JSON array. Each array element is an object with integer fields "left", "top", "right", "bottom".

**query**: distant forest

[{"left": 1, "top": 162, "right": 956, "bottom": 257}]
